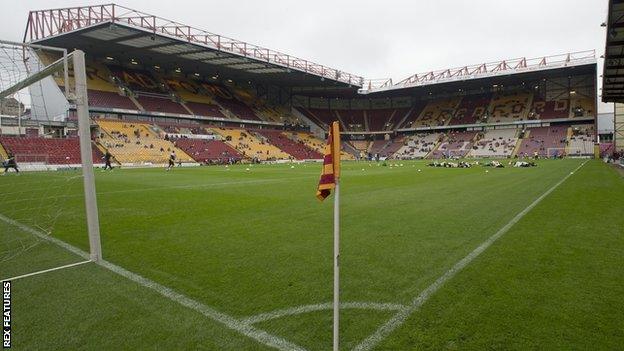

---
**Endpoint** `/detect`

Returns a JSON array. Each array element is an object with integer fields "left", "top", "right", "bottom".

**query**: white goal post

[{"left": 0, "top": 40, "right": 102, "bottom": 261}]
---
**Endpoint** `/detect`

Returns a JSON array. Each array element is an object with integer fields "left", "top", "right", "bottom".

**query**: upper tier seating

[
  {"left": 567, "top": 125, "right": 595, "bottom": 156},
  {"left": 307, "top": 109, "right": 339, "bottom": 128},
  {"left": 530, "top": 99, "right": 569, "bottom": 120},
  {"left": 395, "top": 133, "right": 442, "bottom": 159},
  {"left": 367, "top": 109, "right": 395, "bottom": 131},
  {"left": 215, "top": 97, "right": 260, "bottom": 120},
  {"left": 172, "top": 138, "right": 242, "bottom": 163},
  {"left": 254, "top": 130, "right": 322, "bottom": 160},
  {"left": 283, "top": 132, "right": 355, "bottom": 160},
  {"left": 569, "top": 98, "right": 595, "bottom": 118},
  {"left": 211, "top": 127, "right": 290, "bottom": 161},
  {"left": 469, "top": 129, "right": 519, "bottom": 157},
  {"left": 338, "top": 110, "right": 365, "bottom": 131},
  {"left": 136, "top": 95, "right": 188, "bottom": 114},
  {"left": 516, "top": 126, "right": 568, "bottom": 158},
  {"left": 428, "top": 131, "right": 477, "bottom": 159},
  {"left": 451, "top": 94, "right": 491, "bottom": 125},
  {"left": 185, "top": 101, "right": 225, "bottom": 118},
  {"left": 97, "top": 120, "right": 193, "bottom": 164},
  {"left": 413, "top": 97, "right": 461, "bottom": 128},
  {"left": 399, "top": 104, "right": 427, "bottom": 129},
  {"left": 88, "top": 90, "right": 137, "bottom": 110},
  {"left": 0, "top": 136, "right": 103, "bottom": 165},
  {"left": 488, "top": 92, "right": 531, "bottom": 123}
]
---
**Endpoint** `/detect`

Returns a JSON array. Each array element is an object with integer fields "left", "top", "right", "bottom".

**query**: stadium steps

[
  {"left": 127, "top": 93, "right": 144, "bottom": 110},
  {"left": 179, "top": 101, "right": 195, "bottom": 115},
  {"left": 333, "top": 110, "right": 348, "bottom": 132},
  {"left": 94, "top": 142, "right": 119, "bottom": 164},
  {"left": 363, "top": 111, "right": 370, "bottom": 131},
  {"left": 384, "top": 109, "right": 398, "bottom": 130},
  {"left": 393, "top": 106, "right": 416, "bottom": 130},
  {"left": 511, "top": 129, "right": 527, "bottom": 157},
  {"left": 564, "top": 127, "right": 574, "bottom": 154}
]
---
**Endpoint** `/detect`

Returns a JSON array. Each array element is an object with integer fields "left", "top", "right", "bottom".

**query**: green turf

[{"left": 1, "top": 159, "right": 622, "bottom": 350}]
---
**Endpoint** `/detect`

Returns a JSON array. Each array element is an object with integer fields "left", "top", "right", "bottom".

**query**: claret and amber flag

[
  {"left": 315, "top": 121, "right": 342, "bottom": 351},
  {"left": 316, "top": 121, "right": 341, "bottom": 201}
]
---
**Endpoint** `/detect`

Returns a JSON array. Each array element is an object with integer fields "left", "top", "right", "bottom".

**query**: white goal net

[{"left": 0, "top": 40, "right": 101, "bottom": 281}]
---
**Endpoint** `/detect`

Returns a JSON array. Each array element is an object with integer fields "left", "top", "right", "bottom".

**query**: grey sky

[{"left": 0, "top": 0, "right": 611, "bottom": 111}]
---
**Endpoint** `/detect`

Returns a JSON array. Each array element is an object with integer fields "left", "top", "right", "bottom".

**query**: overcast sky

[{"left": 0, "top": 0, "right": 612, "bottom": 112}]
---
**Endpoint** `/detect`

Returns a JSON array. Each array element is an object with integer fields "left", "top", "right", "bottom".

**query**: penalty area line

[
  {"left": 1, "top": 260, "right": 92, "bottom": 282},
  {"left": 353, "top": 160, "right": 588, "bottom": 351},
  {"left": 0, "top": 213, "right": 307, "bottom": 351}
]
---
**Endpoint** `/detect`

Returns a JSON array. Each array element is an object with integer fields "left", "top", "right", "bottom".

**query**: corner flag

[
  {"left": 316, "top": 121, "right": 341, "bottom": 201},
  {"left": 315, "top": 121, "right": 342, "bottom": 351}
]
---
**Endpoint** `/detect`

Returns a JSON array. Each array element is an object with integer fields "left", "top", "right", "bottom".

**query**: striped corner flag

[{"left": 316, "top": 121, "right": 341, "bottom": 201}]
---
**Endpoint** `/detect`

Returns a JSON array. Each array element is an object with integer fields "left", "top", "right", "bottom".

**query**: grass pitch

[{"left": 1, "top": 159, "right": 623, "bottom": 350}]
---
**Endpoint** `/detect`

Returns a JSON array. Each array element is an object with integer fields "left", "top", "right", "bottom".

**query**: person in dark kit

[
  {"left": 166, "top": 150, "right": 176, "bottom": 171},
  {"left": 2, "top": 153, "right": 19, "bottom": 174},
  {"left": 103, "top": 151, "right": 113, "bottom": 171}
]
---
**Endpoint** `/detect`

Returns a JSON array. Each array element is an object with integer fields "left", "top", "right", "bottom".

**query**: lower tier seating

[
  {"left": 469, "top": 129, "right": 519, "bottom": 157},
  {"left": 96, "top": 120, "right": 193, "bottom": 164},
  {"left": 516, "top": 126, "right": 568, "bottom": 158},
  {"left": 172, "top": 138, "right": 242, "bottom": 163},
  {"left": 210, "top": 127, "right": 290, "bottom": 161},
  {"left": 567, "top": 125, "right": 595, "bottom": 156},
  {"left": 254, "top": 130, "right": 322, "bottom": 160},
  {"left": 395, "top": 133, "right": 442, "bottom": 159},
  {"left": 0, "top": 136, "right": 103, "bottom": 164},
  {"left": 428, "top": 131, "right": 477, "bottom": 159}
]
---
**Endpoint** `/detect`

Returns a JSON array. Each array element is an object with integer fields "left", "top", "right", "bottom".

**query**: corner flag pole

[
  {"left": 332, "top": 121, "right": 341, "bottom": 351},
  {"left": 333, "top": 175, "right": 340, "bottom": 351},
  {"left": 315, "top": 121, "right": 341, "bottom": 351}
]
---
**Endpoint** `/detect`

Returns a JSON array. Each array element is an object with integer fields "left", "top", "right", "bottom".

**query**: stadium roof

[
  {"left": 361, "top": 51, "right": 597, "bottom": 95},
  {"left": 24, "top": 4, "right": 596, "bottom": 98},
  {"left": 602, "top": 0, "right": 624, "bottom": 102},
  {"left": 24, "top": 4, "right": 364, "bottom": 88}
]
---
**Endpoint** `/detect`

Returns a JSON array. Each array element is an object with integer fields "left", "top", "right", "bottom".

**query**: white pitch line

[
  {"left": 243, "top": 301, "right": 407, "bottom": 325},
  {"left": 353, "top": 160, "right": 588, "bottom": 351},
  {"left": 1, "top": 260, "right": 92, "bottom": 282},
  {"left": 0, "top": 214, "right": 306, "bottom": 351}
]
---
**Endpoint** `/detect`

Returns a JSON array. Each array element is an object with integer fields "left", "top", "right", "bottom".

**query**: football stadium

[{"left": 0, "top": 1, "right": 623, "bottom": 350}]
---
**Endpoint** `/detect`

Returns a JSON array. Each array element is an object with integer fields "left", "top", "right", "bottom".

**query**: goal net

[
  {"left": 546, "top": 147, "right": 566, "bottom": 158},
  {"left": 0, "top": 40, "right": 101, "bottom": 281}
]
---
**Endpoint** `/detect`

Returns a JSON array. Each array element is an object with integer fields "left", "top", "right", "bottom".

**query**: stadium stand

[
  {"left": 451, "top": 94, "right": 491, "bottom": 125},
  {"left": 87, "top": 90, "right": 138, "bottom": 110},
  {"left": 172, "top": 138, "right": 242, "bottom": 164},
  {"left": 96, "top": 120, "right": 194, "bottom": 164},
  {"left": 135, "top": 95, "right": 188, "bottom": 115},
  {"left": 0, "top": 136, "right": 103, "bottom": 164},
  {"left": 185, "top": 101, "right": 225, "bottom": 117},
  {"left": 567, "top": 124, "right": 595, "bottom": 156},
  {"left": 413, "top": 97, "right": 461, "bottom": 128},
  {"left": 254, "top": 129, "right": 322, "bottom": 159},
  {"left": 516, "top": 126, "right": 568, "bottom": 158},
  {"left": 395, "top": 132, "right": 442, "bottom": 159},
  {"left": 211, "top": 127, "right": 290, "bottom": 161},
  {"left": 469, "top": 129, "right": 519, "bottom": 157},
  {"left": 569, "top": 98, "right": 595, "bottom": 118},
  {"left": 367, "top": 109, "right": 395, "bottom": 131},
  {"left": 338, "top": 110, "right": 366, "bottom": 131},
  {"left": 428, "top": 131, "right": 477, "bottom": 158},
  {"left": 382, "top": 136, "right": 406, "bottom": 158},
  {"left": 488, "top": 92, "right": 532, "bottom": 123},
  {"left": 530, "top": 99, "right": 569, "bottom": 120}
]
